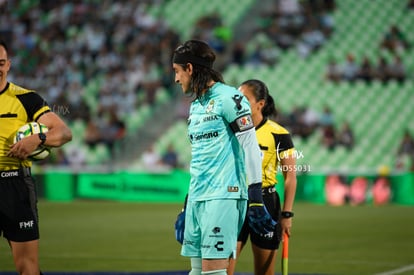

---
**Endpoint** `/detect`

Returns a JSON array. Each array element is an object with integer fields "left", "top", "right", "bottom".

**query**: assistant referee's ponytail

[{"left": 240, "top": 79, "right": 278, "bottom": 119}]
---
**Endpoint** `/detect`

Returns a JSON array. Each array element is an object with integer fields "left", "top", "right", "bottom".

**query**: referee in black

[{"left": 0, "top": 40, "right": 72, "bottom": 274}]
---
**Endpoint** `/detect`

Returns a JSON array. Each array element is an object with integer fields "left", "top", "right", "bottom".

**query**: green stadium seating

[
  {"left": 148, "top": 0, "right": 255, "bottom": 40},
  {"left": 150, "top": 0, "right": 414, "bottom": 173},
  {"left": 125, "top": 104, "right": 153, "bottom": 133},
  {"left": 69, "top": 119, "right": 87, "bottom": 145}
]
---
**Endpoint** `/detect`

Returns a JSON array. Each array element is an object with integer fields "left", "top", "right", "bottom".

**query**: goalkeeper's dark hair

[
  {"left": 240, "top": 79, "right": 278, "bottom": 119},
  {"left": 173, "top": 39, "right": 224, "bottom": 99}
]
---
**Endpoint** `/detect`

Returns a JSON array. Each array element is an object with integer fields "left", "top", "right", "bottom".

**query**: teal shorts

[{"left": 181, "top": 199, "right": 247, "bottom": 259}]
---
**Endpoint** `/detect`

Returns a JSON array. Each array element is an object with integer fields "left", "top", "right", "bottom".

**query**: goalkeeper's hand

[
  {"left": 175, "top": 209, "right": 185, "bottom": 244},
  {"left": 247, "top": 183, "right": 277, "bottom": 235},
  {"left": 247, "top": 203, "right": 276, "bottom": 235},
  {"left": 174, "top": 194, "right": 188, "bottom": 244}
]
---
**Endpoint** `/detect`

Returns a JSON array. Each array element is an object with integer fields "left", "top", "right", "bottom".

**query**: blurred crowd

[
  {"left": 1, "top": 0, "right": 180, "bottom": 161},
  {"left": 396, "top": 129, "right": 414, "bottom": 172},
  {"left": 230, "top": 0, "right": 336, "bottom": 66},
  {"left": 277, "top": 104, "right": 354, "bottom": 151},
  {"left": 2, "top": 0, "right": 412, "bottom": 172},
  {"left": 2, "top": 0, "right": 341, "bottom": 164},
  {"left": 191, "top": 11, "right": 231, "bottom": 56},
  {"left": 139, "top": 143, "right": 181, "bottom": 172},
  {"left": 325, "top": 24, "right": 410, "bottom": 85}
]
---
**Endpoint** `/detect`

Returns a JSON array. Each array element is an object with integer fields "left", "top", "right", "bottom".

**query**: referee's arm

[{"left": 37, "top": 112, "right": 72, "bottom": 147}]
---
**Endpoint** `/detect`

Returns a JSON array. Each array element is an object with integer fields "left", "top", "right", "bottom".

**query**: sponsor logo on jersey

[
  {"left": 209, "top": 226, "right": 224, "bottom": 238},
  {"left": 189, "top": 131, "right": 219, "bottom": 143},
  {"left": 203, "top": 115, "right": 219, "bottom": 122},
  {"left": 236, "top": 108, "right": 249, "bottom": 116},
  {"left": 1, "top": 171, "right": 19, "bottom": 178},
  {"left": 214, "top": 241, "right": 224, "bottom": 251}
]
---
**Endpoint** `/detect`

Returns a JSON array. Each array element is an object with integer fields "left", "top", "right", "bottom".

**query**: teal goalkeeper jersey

[{"left": 187, "top": 82, "right": 251, "bottom": 201}]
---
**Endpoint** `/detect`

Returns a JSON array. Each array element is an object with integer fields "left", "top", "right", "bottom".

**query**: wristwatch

[
  {"left": 38, "top": 133, "right": 47, "bottom": 146},
  {"left": 281, "top": 211, "right": 294, "bottom": 218}
]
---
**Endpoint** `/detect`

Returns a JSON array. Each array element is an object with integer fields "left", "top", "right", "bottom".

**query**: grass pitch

[{"left": 0, "top": 201, "right": 413, "bottom": 274}]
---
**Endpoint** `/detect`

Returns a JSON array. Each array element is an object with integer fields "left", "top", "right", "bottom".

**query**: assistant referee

[
  {"left": 228, "top": 79, "right": 297, "bottom": 275},
  {"left": 0, "top": 40, "right": 72, "bottom": 274}
]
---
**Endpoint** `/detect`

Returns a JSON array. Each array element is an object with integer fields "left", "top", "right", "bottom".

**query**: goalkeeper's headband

[{"left": 172, "top": 52, "right": 213, "bottom": 69}]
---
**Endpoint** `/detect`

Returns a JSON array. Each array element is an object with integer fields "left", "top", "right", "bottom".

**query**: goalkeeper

[{"left": 172, "top": 39, "right": 276, "bottom": 275}]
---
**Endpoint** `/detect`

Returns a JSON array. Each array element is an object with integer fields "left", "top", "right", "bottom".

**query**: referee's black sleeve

[{"left": 17, "top": 92, "right": 50, "bottom": 121}]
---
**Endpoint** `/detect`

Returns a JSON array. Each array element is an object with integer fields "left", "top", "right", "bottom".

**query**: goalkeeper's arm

[
  {"left": 236, "top": 127, "right": 277, "bottom": 235},
  {"left": 235, "top": 127, "right": 262, "bottom": 185}
]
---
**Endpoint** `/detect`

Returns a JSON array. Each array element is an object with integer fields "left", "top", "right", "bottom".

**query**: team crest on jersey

[
  {"left": 236, "top": 115, "right": 254, "bottom": 131},
  {"left": 206, "top": 100, "right": 215, "bottom": 113}
]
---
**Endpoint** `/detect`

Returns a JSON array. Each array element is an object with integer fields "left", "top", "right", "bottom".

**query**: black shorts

[
  {"left": 238, "top": 186, "right": 282, "bottom": 250},
  {"left": 0, "top": 168, "right": 39, "bottom": 242}
]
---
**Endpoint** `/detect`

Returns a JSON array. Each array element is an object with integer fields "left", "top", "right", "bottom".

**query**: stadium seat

[
  {"left": 155, "top": 87, "right": 170, "bottom": 105},
  {"left": 69, "top": 119, "right": 87, "bottom": 145},
  {"left": 147, "top": 0, "right": 414, "bottom": 173}
]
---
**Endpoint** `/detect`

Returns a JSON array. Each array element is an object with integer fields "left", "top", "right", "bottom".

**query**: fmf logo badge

[
  {"left": 19, "top": 220, "right": 34, "bottom": 230},
  {"left": 236, "top": 115, "right": 253, "bottom": 131}
]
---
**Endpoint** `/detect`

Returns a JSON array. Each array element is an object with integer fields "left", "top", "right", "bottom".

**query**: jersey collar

[
  {"left": 256, "top": 117, "right": 267, "bottom": 130},
  {"left": 0, "top": 82, "right": 9, "bottom": 95}
]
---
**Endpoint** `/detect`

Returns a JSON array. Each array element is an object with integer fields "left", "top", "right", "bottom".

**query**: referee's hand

[{"left": 8, "top": 135, "right": 40, "bottom": 159}]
